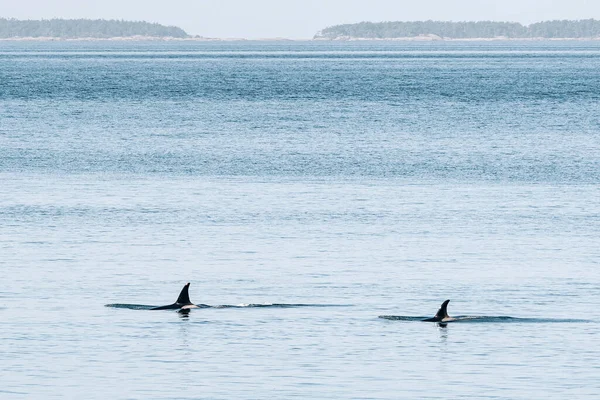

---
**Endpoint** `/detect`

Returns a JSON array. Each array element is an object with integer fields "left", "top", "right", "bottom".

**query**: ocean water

[{"left": 1, "top": 40, "right": 599, "bottom": 399}]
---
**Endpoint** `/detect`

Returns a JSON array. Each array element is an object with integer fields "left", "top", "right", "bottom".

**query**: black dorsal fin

[
  {"left": 434, "top": 300, "right": 450, "bottom": 320},
  {"left": 176, "top": 282, "right": 192, "bottom": 305}
]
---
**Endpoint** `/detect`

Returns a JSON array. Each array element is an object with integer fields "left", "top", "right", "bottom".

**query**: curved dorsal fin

[
  {"left": 434, "top": 300, "right": 450, "bottom": 320},
  {"left": 176, "top": 282, "right": 192, "bottom": 305}
]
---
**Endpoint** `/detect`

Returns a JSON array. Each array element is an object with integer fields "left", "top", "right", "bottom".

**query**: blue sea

[{"left": 1, "top": 40, "right": 599, "bottom": 399}]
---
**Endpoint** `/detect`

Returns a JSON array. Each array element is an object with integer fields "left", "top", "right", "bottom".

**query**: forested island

[
  {"left": 315, "top": 19, "right": 600, "bottom": 40},
  {"left": 3, "top": 17, "right": 600, "bottom": 41},
  {"left": 0, "top": 18, "right": 189, "bottom": 39}
]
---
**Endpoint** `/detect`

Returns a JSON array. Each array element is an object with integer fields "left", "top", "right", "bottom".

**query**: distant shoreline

[
  {"left": 313, "top": 36, "right": 600, "bottom": 42},
  {"left": 1, "top": 36, "right": 600, "bottom": 42},
  {"left": 0, "top": 36, "right": 293, "bottom": 42},
  {"left": 3, "top": 18, "right": 600, "bottom": 42}
]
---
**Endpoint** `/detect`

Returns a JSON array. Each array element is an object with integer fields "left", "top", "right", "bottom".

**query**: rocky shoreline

[{"left": 1, "top": 35, "right": 599, "bottom": 42}]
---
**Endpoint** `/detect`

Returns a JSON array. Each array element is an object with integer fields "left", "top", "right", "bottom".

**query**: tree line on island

[
  {"left": 315, "top": 19, "right": 600, "bottom": 39},
  {"left": 2, "top": 18, "right": 600, "bottom": 40},
  {"left": 0, "top": 18, "right": 189, "bottom": 38}
]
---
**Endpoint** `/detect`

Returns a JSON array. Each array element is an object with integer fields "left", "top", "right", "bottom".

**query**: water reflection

[{"left": 437, "top": 324, "right": 449, "bottom": 343}]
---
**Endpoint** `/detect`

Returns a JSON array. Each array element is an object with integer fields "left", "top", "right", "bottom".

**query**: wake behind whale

[
  {"left": 104, "top": 283, "right": 342, "bottom": 311},
  {"left": 378, "top": 315, "right": 589, "bottom": 323},
  {"left": 105, "top": 303, "right": 330, "bottom": 310},
  {"left": 379, "top": 300, "right": 590, "bottom": 324}
]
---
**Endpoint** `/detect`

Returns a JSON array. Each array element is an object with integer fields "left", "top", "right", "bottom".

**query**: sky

[{"left": 2, "top": 0, "right": 600, "bottom": 39}]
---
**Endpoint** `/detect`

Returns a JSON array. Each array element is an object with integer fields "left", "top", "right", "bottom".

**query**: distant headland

[
  {"left": 314, "top": 19, "right": 600, "bottom": 40},
  {"left": 0, "top": 18, "right": 190, "bottom": 40},
  {"left": 2, "top": 18, "right": 600, "bottom": 41}
]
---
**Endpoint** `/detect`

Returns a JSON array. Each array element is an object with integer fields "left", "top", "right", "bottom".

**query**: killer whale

[
  {"left": 422, "top": 299, "right": 455, "bottom": 322},
  {"left": 150, "top": 282, "right": 199, "bottom": 310}
]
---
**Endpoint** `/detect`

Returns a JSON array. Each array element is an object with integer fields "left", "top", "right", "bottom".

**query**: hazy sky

[{"left": 2, "top": 0, "right": 600, "bottom": 39}]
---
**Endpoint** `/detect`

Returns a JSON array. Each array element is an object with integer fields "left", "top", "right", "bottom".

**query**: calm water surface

[{"left": 1, "top": 40, "right": 599, "bottom": 399}]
